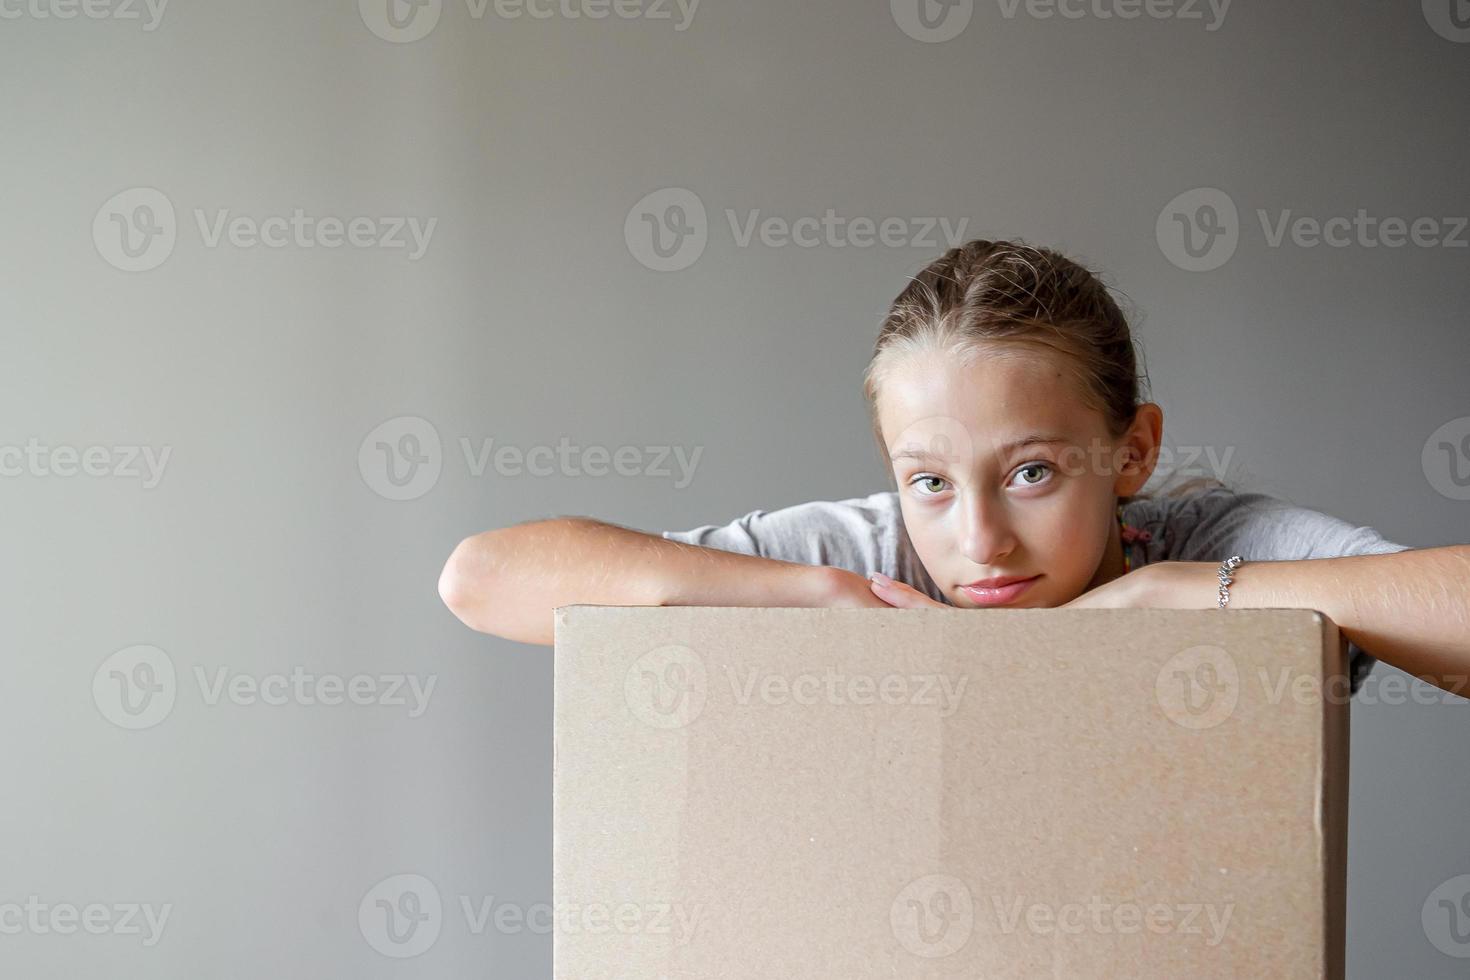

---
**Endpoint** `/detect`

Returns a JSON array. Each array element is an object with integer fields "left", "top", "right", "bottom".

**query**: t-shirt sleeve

[
  {"left": 1166, "top": 488, "right": 1413, "bottom": 694},
  {"left": 658, "top": 490, "right": 946, "bottom": 600}
]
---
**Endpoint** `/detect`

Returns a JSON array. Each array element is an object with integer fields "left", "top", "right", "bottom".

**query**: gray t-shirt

[{"left": 660, "top": 485, "right": 1412, "bottom": 695}]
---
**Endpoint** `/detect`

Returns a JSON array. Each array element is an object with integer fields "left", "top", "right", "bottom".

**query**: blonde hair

[{"left": 863, "top": 239, "right": 1228, "bottom": 504}]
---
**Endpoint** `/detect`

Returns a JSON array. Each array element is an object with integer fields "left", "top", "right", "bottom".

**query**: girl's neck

[{"left": 1087, "top": 511, "right": 1127, "bottom": 592}]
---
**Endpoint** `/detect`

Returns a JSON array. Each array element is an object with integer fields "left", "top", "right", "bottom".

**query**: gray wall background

[{"left": 2, "top": 0, "right": 1467, "bottom": 976}]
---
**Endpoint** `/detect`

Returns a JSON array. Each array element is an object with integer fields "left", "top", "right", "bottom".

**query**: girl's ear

[{"left": 1114, "top": 403, "right": 1164, "bottom": 495}]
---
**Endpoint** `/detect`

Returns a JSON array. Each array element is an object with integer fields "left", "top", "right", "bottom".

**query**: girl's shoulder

[
  {"left": 1122, "top": 479, "right": 1411, "bottom": 567},
  {"left": 659, "top": 487, "right": 947, "bottom": 601},
  {"left": 659, "top": 487, "right": 911, "bottom": 572},
  {"left": 1125, "top": 477, "right": 1411, "bottom": 695}
]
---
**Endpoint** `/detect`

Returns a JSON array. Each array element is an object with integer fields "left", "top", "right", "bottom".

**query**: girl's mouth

[{"left": 957, "top": 575, "right": 1041, "bottom": 606}]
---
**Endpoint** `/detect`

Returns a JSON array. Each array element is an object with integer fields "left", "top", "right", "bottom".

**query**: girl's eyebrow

[{"left": 889, "top": 432, "right": 1070, "bottom": 463}]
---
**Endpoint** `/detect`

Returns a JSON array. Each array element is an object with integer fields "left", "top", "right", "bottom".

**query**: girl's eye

[
  {"left": 1012, "top": 463, "right": 1051, "bottom": 487},
  {"left": 910, "top": 465, "right": 1050, "bottom": 496}
]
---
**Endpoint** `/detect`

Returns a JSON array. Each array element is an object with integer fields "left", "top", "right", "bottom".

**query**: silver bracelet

[{"left": 1217, "top": 555, "right": 1244, "bottom": 608}]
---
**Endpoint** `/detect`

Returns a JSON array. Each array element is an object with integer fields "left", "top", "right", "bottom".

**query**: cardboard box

[{"left": 553, "top": 607, "right": 1349, "bottom": 979}]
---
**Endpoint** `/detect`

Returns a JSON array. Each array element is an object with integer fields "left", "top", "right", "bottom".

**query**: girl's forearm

[
  {"left": 437, "top": 518, "right": 836, "bottom": 645},
  {"left": 1225, "top": 545, "right": 1470, "bottom": 695}
]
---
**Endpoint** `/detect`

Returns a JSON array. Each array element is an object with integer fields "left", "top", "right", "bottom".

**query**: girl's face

[{"left": 877, "top": 345, "right": 1159, "bottom": 608}]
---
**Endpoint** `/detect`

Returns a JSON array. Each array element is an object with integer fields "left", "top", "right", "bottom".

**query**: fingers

[{"left": 868, "top": 572, "right": 945, "bottom": 608}]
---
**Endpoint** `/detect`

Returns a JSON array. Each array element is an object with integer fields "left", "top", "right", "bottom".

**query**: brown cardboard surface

[{"left": 553, "top": 607, "right": 1349, "bottom": 979}]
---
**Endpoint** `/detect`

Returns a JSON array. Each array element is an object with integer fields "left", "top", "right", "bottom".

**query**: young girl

[{"left": 438, "top": 239, "right": 1469, "bottom": 698}]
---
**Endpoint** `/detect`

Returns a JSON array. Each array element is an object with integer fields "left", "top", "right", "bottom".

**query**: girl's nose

[{"left": 958, "top": 494, "right": 1016, "bottom": 567}]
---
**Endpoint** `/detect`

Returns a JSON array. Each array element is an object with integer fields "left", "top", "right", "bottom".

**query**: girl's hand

[
  {"left": 1062, "top": 561, "right": 1223, "bottom": 609},
  {"left": 867, "top": 572, "right": 949, "bottom": 609},
  {"left": 817, "top": 567, "right": 898, "bottom": 608}
]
